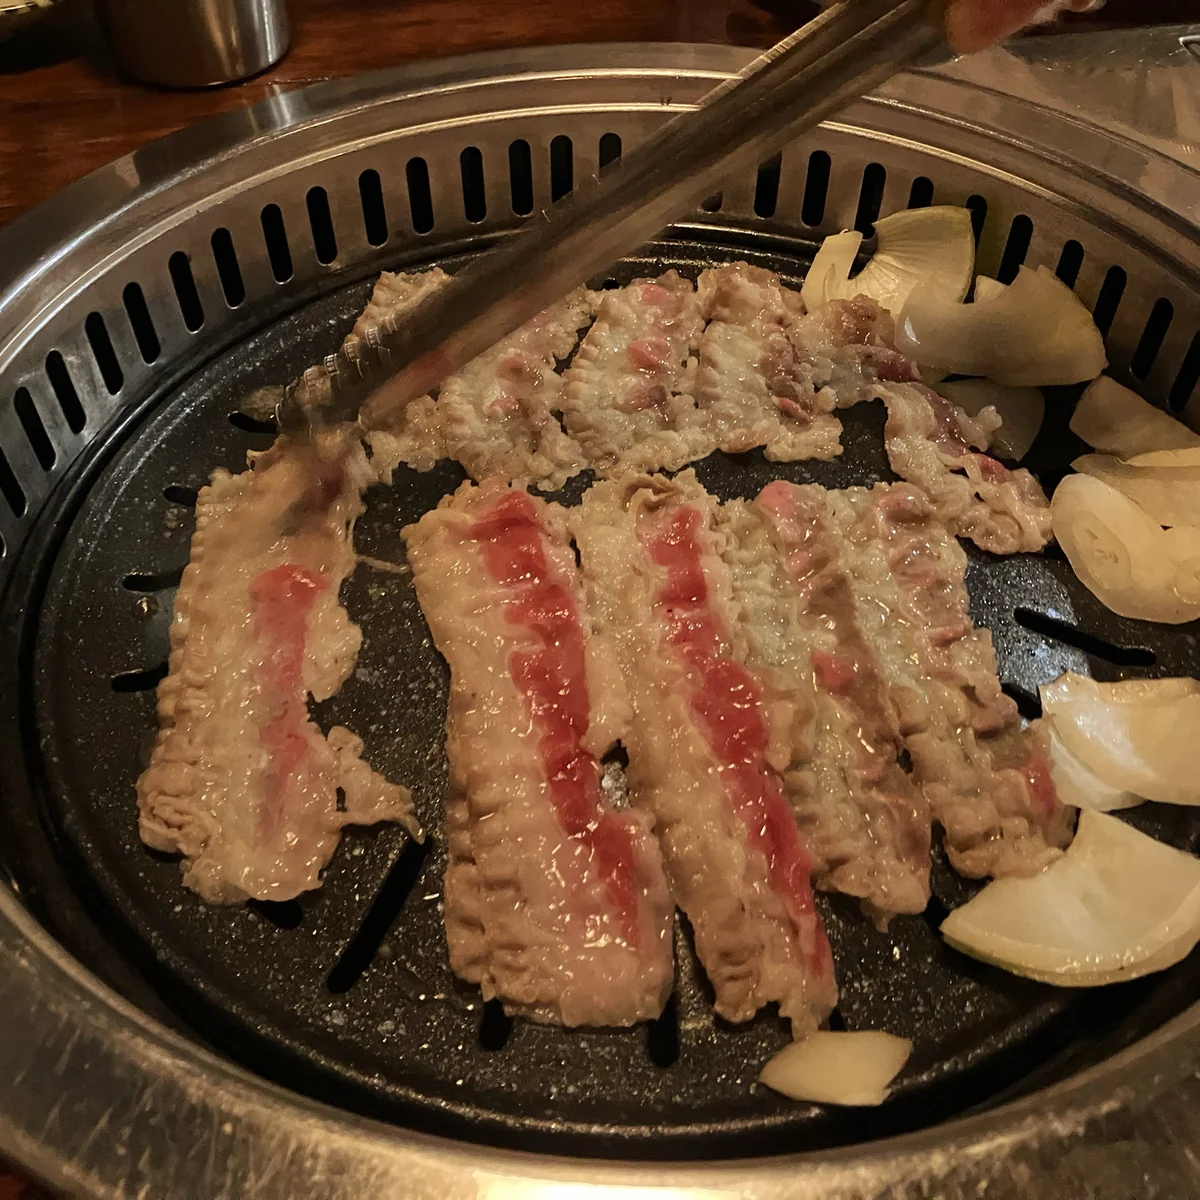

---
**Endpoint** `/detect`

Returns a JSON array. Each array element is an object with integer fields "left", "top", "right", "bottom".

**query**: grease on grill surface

[{"left": 17, "top": 253, "right": 1200, "bottom": 1158}]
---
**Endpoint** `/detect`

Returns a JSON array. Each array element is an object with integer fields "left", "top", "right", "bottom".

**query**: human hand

[{"left": 944, "top": 0, "right": 1104, "bottom": 53}]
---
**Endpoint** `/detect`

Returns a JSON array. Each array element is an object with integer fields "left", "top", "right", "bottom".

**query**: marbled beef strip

[
  {"left": 403, "top": 479, "right": 674, "bottom": 1026},
  {"left": 745, "top": 481, "right": 931, "bottom": 923},
  {"left": 572, "top": 471, "right": 837, "bottom": 1036},
  {"left": 829, "top": 482, "right": 1073, "bottom": 877},
  {"left": 137, "top": 427, "right": 420, "bottom": 904}
]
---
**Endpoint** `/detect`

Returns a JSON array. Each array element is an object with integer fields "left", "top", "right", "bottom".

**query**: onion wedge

[
  {"left": 1128, "top": 447, "right": 1200, "bottom": 469},
  {"left": 1042, "top": 672, "right": 1200, "bottom": 709},
  {"left": 1070, "top": 376, "right": 1200, "bottom": 457},
  {"left": 1039, "top": 673, "right": 1200, "bottom": 806},
  {"left": 941, "top": 810, "right": 1200, "bottom": 986},
  {"left": 801, "top": 206, "right": 975, "bottom": 317},
  {"left": 759, "top": 1031, "right": 912, "bottom": 1106},
  {"left": 1050, "top": 474, "right": 1200, "bottom": 624},
  {"left": 972, "top": 274, "right": 1007, "bottom": 303},
  {"left": 1072, "top": 453, "right": 1200, "bottom": 528},
  {"left": 1045, "top": 722, "right": 1142, "bottom": 812},
  {"left": 896, "top": 265, "right": 1107, "bottom": 386},
  {"left": 937, "top": 378, "right": 1044, "bottom": 460}
]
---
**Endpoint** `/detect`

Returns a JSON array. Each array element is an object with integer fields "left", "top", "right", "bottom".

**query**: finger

[{"left": 945, "top": 0, "right": 1102, "bottom": 55}]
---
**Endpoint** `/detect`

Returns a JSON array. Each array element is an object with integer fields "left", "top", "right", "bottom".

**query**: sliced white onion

[
  {"left": 801, "top": 206, "right": 975, "bottom": 317},
  {"left": 1041, "top": 672, "right": 1200, "bottom": 709},
  {"left": 973, "top": 274, "right": 1008, "bottom": 303},
  {"left": 1045, "top": 721, "right": 1142, "bottom": 812},
  {"left": 936, "top": 379, "right": 1044, "bottom": 460},
  {"left": 941, "top": 810, "right": 1200, "bottom": 986},
  {"left": 896, "top": 265, "right": 1107, "bottom": 386},
  {"left": 1070, "top": 376, "right": 1200, "bottom": 457},
  {"left": 1128, "top": 447, "right": 1200, "bottom": 469},
  {"left": 1040, "top": 673, "right": 1200, "bottom": 806},
  {"left": 1050, "top": 474, "right": 1200, "bottom": 624},
  {"left": 759, "top": 1030, "right": 912, "bottom": 1106},
  {"left": 1072, "top": 453, "right": 1200, "bottom": 528}
]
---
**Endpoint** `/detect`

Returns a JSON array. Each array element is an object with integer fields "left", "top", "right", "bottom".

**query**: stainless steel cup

[{"left": 97, "top": 0, "right": 289, "bottom": 88}]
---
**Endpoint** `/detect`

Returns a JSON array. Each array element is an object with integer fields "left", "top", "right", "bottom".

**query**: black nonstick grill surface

[{"left": 4, "top": 237, "right": 1200, "bottom": 1160}]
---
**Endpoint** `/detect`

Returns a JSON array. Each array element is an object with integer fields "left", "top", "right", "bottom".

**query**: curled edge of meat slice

[
  {"left": 790, "top": 294, "right": 1053, "bottom": 555},
  {"left": 137, "top": 427, "right": 422, "bottom": 905}
]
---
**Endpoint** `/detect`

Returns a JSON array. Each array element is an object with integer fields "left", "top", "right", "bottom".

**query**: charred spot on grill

[
  {"left": 1013, "top": 608, "right": 1157, "bottom": 668},
  {"left": 326, "top": 836, "right": 430, "bottom": 995}
]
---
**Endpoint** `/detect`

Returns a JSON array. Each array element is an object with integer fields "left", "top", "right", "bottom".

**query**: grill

[{"left": 3, "top": 32, "right": 1200, "bottom": 1200}]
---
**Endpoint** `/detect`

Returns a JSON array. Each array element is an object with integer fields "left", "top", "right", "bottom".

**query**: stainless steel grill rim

[{"left": 3, "top": 34, "right": 1200, "bottom": 1199}]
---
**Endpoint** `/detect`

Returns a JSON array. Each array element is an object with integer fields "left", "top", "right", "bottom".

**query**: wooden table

[{"left": 0, "top": 0, "right": 1187, "bottom": 1194}]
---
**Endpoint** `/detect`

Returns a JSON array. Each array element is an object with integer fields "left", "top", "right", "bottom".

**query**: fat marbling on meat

[
  {"left": 403, "top": 479, "right": 674, "bottom": 1026},
  {"left": 741, "top": 482, "right": 931, "bottom": 923},
  {"left": 828, "top": 483, "right": 1073, "bottom": 878},
  {"left": 692, "top": 263, "right": 842, "bottom": 462},
  {"left": 137, "top": 427, "right": 421, "bottom": 904},
  {"left": 572, "top": 471, "right": 837, "bottom": 1036},
  {"left": 560, "top": 271, "right": 716, "bottom": 474}
]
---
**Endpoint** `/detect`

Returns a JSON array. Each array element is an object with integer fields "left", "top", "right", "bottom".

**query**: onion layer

[
  {"left": 1050, "top": 474, "right": 1200, "bottom": 624},
  {"left": 1045, "top": 722, "right": 1142, "bottom": 812},
  {"left": 896, "top": 265, "right": 1107, "bottom": 386},
  {"left": 1070, "top": 376, "right": 1200, "bottom": 457},
  {"left": 1072, "top": 453, "right": 1200, "bottom": 528},
  {"left": 801, "top": 206, "right": 975, "bottom": 317},
  {"left": 942, "top": 810, "right": 1200, "bottom": 986},
  {"left": 1040, "top": 672, "right": 1200, "bottom": 806},
  {"left": 759, "top": 1031, "right": 912, "bottom": 1106}
]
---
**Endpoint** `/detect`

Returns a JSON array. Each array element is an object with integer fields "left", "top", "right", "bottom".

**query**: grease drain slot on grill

[{"left": 2, "top": 36, "right": 1200, "bottom": 1200}]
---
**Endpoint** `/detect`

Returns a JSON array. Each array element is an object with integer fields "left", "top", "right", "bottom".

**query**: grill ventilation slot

[
  {"left": 1131, "top": 298, "right": 1173, "bottom": 380},
  {"left": 907, "top": 175, "right": 934, "bottom": 208},
  {"left": 44, "top": 351, "right": 85, "bottom": 434},
  {"left": 84, "top": 313, "right": 124, "bottom": 394},
  {"left": 326, "top": 837, "right": 429, "bottom": 994},
  {"left": 260, "top": 205, "right": 294, "bottom": 283},
  {"left": 549, "top": 134, "right": 573, "bottom": 202},
  {"left": 853, "top": 162, "right": 886, "bottom": 236},
  {"left": 406, "top": 157, "right": 435, "bottom": 234},
  {"left": 306, "top": 187, "right": 338, "bottom": 265},
  {"left": 14, "top": 388, "right": 55, "bottom": 470},
  {"left": 1092, "top": 265, "right": 1126, "bottom": 335},
  {"left": 598, "top": 132, "right": 622, "bottom": 171},
  {"left": 801, "top": 150, "right": 831, "bottom": 225},
  {"left": 1013, "top": 607, "right": 1156, "bottom": 667},
  {"left": 1170, "top": 332, "right": 1200, "bottom": 412},
  {"left": 359, "top": 169, "right": 389, "bottom": 246},
  {"left": 168, "top": 251, "right": 205, "bottom": 330},
  {"left": 460, "top": 147, "right": 487, "bottom": 223},
  {"left": 122, "top": 283, "right": 162, "bottom": 361}
]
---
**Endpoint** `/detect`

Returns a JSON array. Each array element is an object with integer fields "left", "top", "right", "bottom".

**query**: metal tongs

[{"left": 277, "top": 0, "right": 947, "bottom": 437}]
